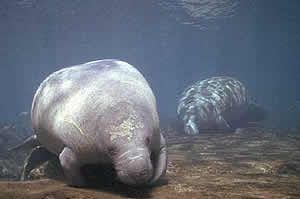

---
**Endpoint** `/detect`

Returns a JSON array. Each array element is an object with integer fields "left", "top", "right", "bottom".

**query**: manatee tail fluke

[
  {"left": 245, "top": 103, "right": 267, "bottom": 122},
  {"left": 8, "top": 135, "right": 40, "bottom": 152},
  {"left": 233, "top": 103, "right": 267, "bottom": 128}
]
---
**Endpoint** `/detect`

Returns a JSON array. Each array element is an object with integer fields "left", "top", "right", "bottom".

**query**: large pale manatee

[
  {"left": 177, "top": 76, "right": 266, "bottom": 135},
  {"left": 20, "top": 59, "right": 167, "bottom": 187}
]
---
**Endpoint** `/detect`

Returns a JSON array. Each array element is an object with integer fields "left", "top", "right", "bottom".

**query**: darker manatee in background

[
  {"left": 177, "top": 76, "right": 266, "bottom": 135},
  {"left": 20, "top": 59, "right": 167, "bottom": 187}
]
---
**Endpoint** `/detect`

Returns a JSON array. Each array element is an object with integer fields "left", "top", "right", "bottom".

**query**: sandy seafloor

[{"left": 1, "top": 127, "right": 300, "bottom": 199}]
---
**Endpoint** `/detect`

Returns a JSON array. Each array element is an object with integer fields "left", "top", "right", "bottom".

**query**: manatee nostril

[{"left": 116, "top": 152, "right": 153, "bottom": 186}]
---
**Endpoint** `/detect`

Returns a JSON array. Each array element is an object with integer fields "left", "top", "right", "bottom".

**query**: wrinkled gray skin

[
  {"left": 177, "top": 76, "right": 256, "bottom": 135},
  {"left": 30, "top": 59, "right": 167, "bottom": 187}
]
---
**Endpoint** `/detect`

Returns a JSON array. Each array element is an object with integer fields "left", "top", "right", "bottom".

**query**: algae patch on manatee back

[{"left": 108, "top": 114, "right": 144, "bottom": 142}]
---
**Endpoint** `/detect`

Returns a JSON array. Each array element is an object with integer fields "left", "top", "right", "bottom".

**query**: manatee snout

[
  {"left": 115, "top": 148, "right": 153, "bottom": 186},
  {"left": 184, "top": 116, "right": 199, "bottom": 135}
]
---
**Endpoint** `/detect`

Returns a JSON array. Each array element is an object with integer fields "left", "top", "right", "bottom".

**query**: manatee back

[{"left": 177, "top": 76, "right": 248, "bottom": 130}]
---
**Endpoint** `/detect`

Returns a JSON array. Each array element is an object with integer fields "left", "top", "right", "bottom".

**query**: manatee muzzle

[{"left": 115, "top": 148, "right": 153, "bottom": 186}]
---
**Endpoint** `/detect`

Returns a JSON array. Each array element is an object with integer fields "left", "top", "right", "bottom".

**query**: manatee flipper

[
  {"left": 149, "top": 133, "right": 167, "bottom": 185},
  {"left": 8, "top": 135, "right": 40, "bottom": 152},
  {"left": 216, "top": 115, "right": 231, "bottom": 130},
  {"left": 59, "top": 147, "right": 86, "bottom": 187},
  {"left": 21, "top": 145, "right": 55, "bottom": 180}
]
